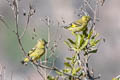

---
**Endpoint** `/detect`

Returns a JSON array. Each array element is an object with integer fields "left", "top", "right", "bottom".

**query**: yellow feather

[
  {"left": 64, "top": 16, "right": 90, "bottom": 33},
  {"left": 21, "top": 39, "right": 47, "bottom": 65}
]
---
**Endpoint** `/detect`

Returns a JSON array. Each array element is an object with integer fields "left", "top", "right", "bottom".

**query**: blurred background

[{"left": 0, "top": 0, "right": 120, "bottom": 80}]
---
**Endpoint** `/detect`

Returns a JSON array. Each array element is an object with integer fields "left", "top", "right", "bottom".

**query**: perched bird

[
  {"left": 64, "top": 16, "right": 90, "bottom": 34},
  {"left": 21, "top": 39, "right": 47, "bottom": 65}
]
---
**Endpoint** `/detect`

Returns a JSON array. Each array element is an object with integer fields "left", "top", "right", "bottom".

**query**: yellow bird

[
  {"left": 21, "top": 39, "right": 47, "bottom": 65},
  {"left": 64, "top": 16, "right": 90, "bottom": 34}
]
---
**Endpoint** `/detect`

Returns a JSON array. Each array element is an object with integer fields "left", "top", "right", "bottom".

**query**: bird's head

[
  {"left": 36, "top": 39, "right": 48, "bottom": 49},
  {"left": 82, "top": 16, "right": 91, "bottom": 23},
  {"left": 38, "top": 39, "right": 47, "bottom": 45}
]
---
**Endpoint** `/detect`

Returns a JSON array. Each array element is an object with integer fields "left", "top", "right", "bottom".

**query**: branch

[
  {"left": 45, "top": 16, "right": 51, "bottom": 80},
  {"left": 83, "top": 0, "right": 94, "bottom": 13},
  {"left": 34, "top": 63, "right": 80, "bottom": 79},
  {"left": 12, "top": 0, "right": 27, "bottom": 56},
  {"left": 19, "top": 4, "right": 35, "bottom": 39},
  {"left": 32, "top": 63, "right": 45, "bottom": 80}
]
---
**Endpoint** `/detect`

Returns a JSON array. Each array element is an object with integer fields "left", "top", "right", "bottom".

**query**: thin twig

[
  {"left": 90, "top": 0, "right": 99, "bottom": 32},
  {"left": 40, "top": 16, "right": 52, "bottom": 79},
  {"left": 35, "top": 63, "right": 79, "bottom": 79},
  {"left": 19, "top": 4, "right": 35, "bottom": 39},
  {"left": 47, "top": 21, "right": 62, "bottom": 59},
  {"left": 83, "top": 0, "right": 94, "bottom": 13},
  {"left": 32, "top": 63, "right": 45, "bottom": 80},
  {"left": 19, "top": 15, "right": 30, "bottom": 39},
  {"left": 8, "top": 0, "right": 27, "bottom": 56},
  {"left": 47, "top": 41, "right": 57, "bottom": 59},
  {"left": 47, "top": 58, "right": 56, "bottom": 76},
  {"left": 45, "top": 16, "right": 51, "bottom": 80}
]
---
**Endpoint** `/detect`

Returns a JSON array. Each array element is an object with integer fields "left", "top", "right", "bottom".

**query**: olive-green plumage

[
  {"left": 64, "top": 16, "right": 90, "bottom": 33},
  {"left": 21, "top": 39, "right": 47, "bottom": 65}
]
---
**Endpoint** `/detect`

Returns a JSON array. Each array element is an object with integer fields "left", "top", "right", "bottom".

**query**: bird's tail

[
  {"left": 64, "top": 26, "right": 69, "bottom": 29},
  {"left": 21, "top": 58, "right": 29, "bottom": 65},
  {"left": 21, "top": 60, "right": 25, "bottom": 64},
  {"left": 21, "top": 60, "right": 28, "bottom": 65}
]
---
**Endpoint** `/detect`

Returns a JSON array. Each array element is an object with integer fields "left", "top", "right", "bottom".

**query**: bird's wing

[
  {"left": 28, "top": 48, "right": 36, "bottom": 56},
  {"left": 73, "top": 19, "right": 83, "bottom": 26},
  {"left": 73, "top": 22, "right": 82, "bottom": 26},
  {"left": 30, "top": 49, "right": 45, "bottom": 61},
  {"left": 64, "top": 19, "right": 83, "bottom": 29},
  {"left": 37, "top": 49, "right": 45, "bottom": 56}
]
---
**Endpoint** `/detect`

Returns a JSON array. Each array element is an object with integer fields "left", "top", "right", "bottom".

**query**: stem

[
  {"left": 35, "top": 63, "right": 79, "bottom": 79},
  {"left": 13, "top": 0, "right": 27, "bottom": 56},
  {"left": 19, "top": 14, "right": 30, "bottom": 39},
  {"left": 45, "top": 16, "right": 50, "bottom": 80}
]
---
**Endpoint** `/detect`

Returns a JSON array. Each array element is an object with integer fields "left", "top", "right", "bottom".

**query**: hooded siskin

[
  {"left": 21, "top": 39, "right": 47, "bottom": 65},
  {"left": 64, "top": 16, "right": 90, "bottom": 33}
]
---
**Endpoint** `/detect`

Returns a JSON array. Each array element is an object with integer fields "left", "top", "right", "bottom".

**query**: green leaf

[
  {"left": 67, "top": 38, "right": 76, "bottom": 48},
  {"left": 71, "top": 60, "right": 74, "bottom": 65},
  {"left": 66, "top": 57, "right": 72, "bottom": 60},
  {"left": 67, "top": 38, "right": 75, "bottom": 44},
  {"left": 76, "top": 67, "right": 81, "bottom": 72},
  {"left": 72, "top": 67, "right": 77, "bottom": 76},
  {"left": 91, "top": 33, "right": 99, "bottom": 39},
  {"left": 88, "top": 30, "right": 93, "bottom": 39},
  {"left": 56, "top": 71, "right": 63, "bottom": 76},
  {"left": 90, "top": 39, "right": 100, "bottom": 47},
  {"left": 63, "top": 69, "right": 71, "bottom": 73},
  {"left": 80, "top": 39, "right": 89, "bottom": 50},
  {"left": 75, "top": 34, "right": 81, "bottom": 48},
  {"left": 64, "top": 62, "right": 72, "bottom": 68},
  {"left": 90, "top": 39, "right": 95, "bottom": 46},
  {"left": 64, "top": 41, "right": 71, "bottom": 48},
  {"left": 95, "top": 39, "right": 100, "bottom": 44},
  {"left": 55, "top": 76, "right": 59, "bottom": 80},
  {"left": 80, "top": 34, "right": 85, "bottom": 47},
  {"left": 88, "top": 49, "right": 98, "bottom": 53},
  {"left": 83, "top": 27, "right": 88, "bottom": 37},
  {"left": 47, "top": 76, "right": 55, "bottom": 80},
  {"left": 71, "top": 55, "right": 77, "bottom": 65}
]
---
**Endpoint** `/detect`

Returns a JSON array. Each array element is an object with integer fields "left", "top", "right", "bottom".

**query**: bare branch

[
  {"left": 6, "top": 0, "right": 27, "bottom": 56},
  {"left": 19, "top": 4, "right": 35, "bottom": 39},
  {"left": 45, "top": 16, "right": 51, "bottom": 80},
  {"left": 32, "top": 63, "right": 45, "bottom": 80},
  {"left": 34, "top": 63, "right": 80, "bottom": 79},
  {"left": 83, "top": 0, "right": 94, "bottom": 13}
]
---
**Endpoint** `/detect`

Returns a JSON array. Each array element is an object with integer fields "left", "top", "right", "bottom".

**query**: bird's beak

[
  {"left": 45, "top": 41, "right": 48, "bottom": 45},
  {"left": 45, "top": 41, "right": 48, "bottom": 48}
]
